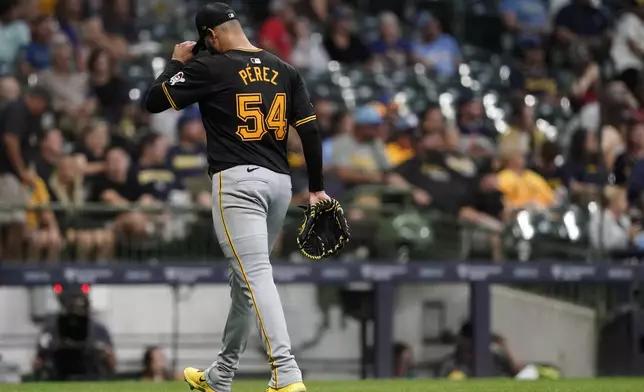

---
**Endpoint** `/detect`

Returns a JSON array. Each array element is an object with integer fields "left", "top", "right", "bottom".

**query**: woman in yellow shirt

[
  {"left": 494, "top": 148, "right": 555, "bottom": 210},
  {"left": 25, "top": 174, "right": 62, "bottom": 262}
]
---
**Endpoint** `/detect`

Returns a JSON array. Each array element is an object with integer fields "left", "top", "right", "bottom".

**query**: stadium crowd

[{"left": 0, "top": 0, "right": 643, "bottom": 263}]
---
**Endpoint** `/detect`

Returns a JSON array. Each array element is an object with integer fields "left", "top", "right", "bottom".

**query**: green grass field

[{"left": 1, "top": 379, "right": 644, "bottom": 392}]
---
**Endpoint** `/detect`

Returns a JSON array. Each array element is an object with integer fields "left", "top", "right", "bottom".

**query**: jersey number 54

[{"left": 236, "top": 93, "right": 287, "bottom": 141}]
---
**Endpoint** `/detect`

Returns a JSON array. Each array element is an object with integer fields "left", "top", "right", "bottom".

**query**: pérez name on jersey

[{"left": 238, "top": 57, "right": 279, "bottom": 86}]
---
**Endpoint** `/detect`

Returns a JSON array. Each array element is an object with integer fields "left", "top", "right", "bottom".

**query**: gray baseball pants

[{"left": 205, "top": 165, "right": 302, "bottom": 391}]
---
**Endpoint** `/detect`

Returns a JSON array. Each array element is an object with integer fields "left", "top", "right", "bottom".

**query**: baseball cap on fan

[{"left": 192, "top": 2, "right": 238, "bottom": 55}]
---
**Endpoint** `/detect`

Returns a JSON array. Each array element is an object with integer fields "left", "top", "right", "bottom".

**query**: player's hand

[
  {"left": 172, "top": 41, "right": 196, "bottom": 64},
  {"left": 309, "top": 191, "right": 330, "bottom": 205}
]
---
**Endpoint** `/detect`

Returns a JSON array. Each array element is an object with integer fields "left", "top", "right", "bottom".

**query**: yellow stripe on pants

[{"left": 217, "top": 172, "right": 278, "bottom": 387}]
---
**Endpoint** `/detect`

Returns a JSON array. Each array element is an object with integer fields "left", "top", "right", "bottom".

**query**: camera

[{"left": 37, "top": 290, "right": 112, "bottom": 381}]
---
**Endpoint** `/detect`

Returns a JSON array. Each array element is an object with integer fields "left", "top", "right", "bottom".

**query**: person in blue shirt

[
  {"left": 501, "top": 0, "right": 549, "bottom": 44},
  {"left": 23, "top": 15, "right": 55, "bottom": 72},
  {"left": 369, "top": 11, "right": 412, "bottom": 68},
  {"left": 167, "top": 105, "right": 208, "bottom": 190},
  {"left": 412, "top": 12, "right": 461, "bottom": 77}
]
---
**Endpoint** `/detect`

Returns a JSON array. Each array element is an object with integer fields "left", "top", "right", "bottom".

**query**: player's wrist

[{"left": 170, "top": 57, "right": 188, "bottom": 65}]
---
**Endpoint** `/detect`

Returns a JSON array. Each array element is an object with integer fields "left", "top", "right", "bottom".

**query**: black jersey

[{"left": 158, "top": 49, "right": 316, "bottom": 177}]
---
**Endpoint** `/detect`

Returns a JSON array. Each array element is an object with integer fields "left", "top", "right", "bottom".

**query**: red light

[
  {"left": 81, "top": 284, "right": 90, "bottom": 294},
  {"left": 53, "top": 284, "right": 62, "bottom": 294}
]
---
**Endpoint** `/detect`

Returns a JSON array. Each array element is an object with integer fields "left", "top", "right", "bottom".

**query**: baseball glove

[{"left": 297, "top": 198, "right": 350, "bottom": 260}]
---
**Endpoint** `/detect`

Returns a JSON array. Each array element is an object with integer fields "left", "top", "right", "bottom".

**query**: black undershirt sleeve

[
  {"left": 289, "top": 69, "right": 324, "bottom": 192},
  {"left": 295, "top": 121, "right": 324, "bottom": 192},
  {"left": 144, "top": 60, "right": 184, "bottom": 113}
]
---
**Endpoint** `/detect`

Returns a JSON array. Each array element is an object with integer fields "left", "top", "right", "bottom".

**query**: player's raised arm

[
  {"left": 144, "top": 41, "right": 214, "bottom": 113},
  {"left": 289, "top": 70, "right": 325, "bottom": 196}
]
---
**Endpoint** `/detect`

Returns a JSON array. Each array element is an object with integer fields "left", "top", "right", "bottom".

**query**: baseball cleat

[
  {"left": 184, "top": 367, "right": 216, "bottom": 392},
  {"left": 266, "top": 381, "right": 307, "bottom": 392}
]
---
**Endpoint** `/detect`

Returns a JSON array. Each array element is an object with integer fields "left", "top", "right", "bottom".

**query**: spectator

[
  {"left": 322, "top": 110, "right": 354, "bottom": 168},
  {"left": 258, "top": 0, "right": 295, "bottom": 62},
  {"left": 611, "top": 2, "right": 644, "bottom": 105},
  {"left": 568, "top": 129, "right": 606, "bottom": 202},
  {"left": 509, "top": 39, "right": 558, "bottom": 101},
  {"left": 393, "top": 342, "right": 416, "bottom": 378},
  {"left": 291, "top": 17, "right": 330, "bottom": 73},
  {"left": 25, "top": 173, "right": 62, "bottom": 262},
  {"left": 533, "top": 141, "right": 571, "bottom": 193},
  {"left": 386, "top": 114, "right": 418, "bottom": 166},
  {"left": 412, "top": 12, "right": 461, "bottom": 78},
  {"left": 88, "top": 49, "right": 131, "bottom": 125},
  {"left": 313, "top": 98, "right": 334, "bottom": 138},
  {"left": 389, "top": 130, "right": 503, "bottom": 237},
  {"left": 501, "top": 0, "right": 550, "bottom": 44},
  {"left": 590, "top": 186, "right": 637, "bottom": 252},
  {"left": 35, "top": 128, "right": 65, "bottom": 182},
  {"left": 141, "top": 346, "right": 177, "bottom": 382},
  {"left": 82, "top": 16, "right": 129, "bottom": 61},
  {"left": 323, "top": 6, "right": 370, "bottom": 65},
  {"left": 329, "top": 105, "right": 391, "bottom": 189},
  {"left": 455, "top": 93, "right": 496, "bottom": 157},
  {"left": 0, "top": 0, "right": 30, "bottom": 75},
  {"left": 295, "top": 0, "right": 329, "bottom": 26},
  {"left": 133, "top": 133, "right": 176, "bottom": 202},
  {"left": 75, "top": 120, "right": 110, "bottom": 182},
  {"left": 89, "top": 148, "right": 150, "bottom": 238},
  {"left": 500, "top": 98, "right": 546, "bottom": 163},
  {"left": 629, "top": 156, "right": 644, "bottom": 209},
  {"left": 420, "top": 104, "right": 461, "bottom": 151},
  {"left": 38, "top": 41, "right": 96, "bottom": 135},
  {"left": 570, "top": 44, "right": 600, "bottom": 118},
  {"left": 22, "top": 14, "right": 56, "bottom": 73},
  {"left": 101, "top": 0, "right": 137, "bottom": 43},
  {"left": 420, "top": 104, "right": 449, "bottom": 134},
  {"left": 0, "top": 87, "right": 50, "bottom": 261},
  {"left": 0, "top": 76, "right": 21, "bottom": 108},
  {"left": 601, "top": 81, "right": 641, "bottom": 153},
  {"left": 369, "top": 11, "right": 412, "bottom": 69},
  {"left": 494, "top": 144, "right": 555, "bottom": 210},
  {"left": 439, "top": 322, "right": 522, "bottom": 378},
  {"left": 167, "top": 106, "right": 207, "bottom": 195},
  {"left": 554, "top": 0, "right": 610, "bottom": 51},
  {"left": 55, "top": 0, "right": 84, "bottom": 50},
  {"left": 613, "top": 122, "right": 644, "bottom": 188},
  {"left": 49, "top": 156, "right": 114, "bottom": 262}
]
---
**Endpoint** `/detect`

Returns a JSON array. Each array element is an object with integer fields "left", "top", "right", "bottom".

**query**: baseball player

[{"left": 144, "top": 3, "right": 327, "bottom": 392}]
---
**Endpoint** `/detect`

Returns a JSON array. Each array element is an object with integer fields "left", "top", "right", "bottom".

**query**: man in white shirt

[{"left": 611, "top": 2, "right": 644, "bottom": 105}]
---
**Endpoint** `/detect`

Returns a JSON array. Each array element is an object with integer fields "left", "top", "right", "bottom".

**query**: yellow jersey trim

[
  {"left": 162, "top": 82, "right": 179, "bottom": 110},
  {"left": 293, "top": 115, "right": 316, "bottom": 128}
]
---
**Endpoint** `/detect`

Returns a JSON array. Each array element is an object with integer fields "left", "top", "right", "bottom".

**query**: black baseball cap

[{"left": 193, "top": 2, "right": 239, "bottom": 55}]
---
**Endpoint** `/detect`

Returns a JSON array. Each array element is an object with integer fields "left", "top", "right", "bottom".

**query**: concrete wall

[{"left": 0, "top": 283, "right": 596, "bottom": 378}]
